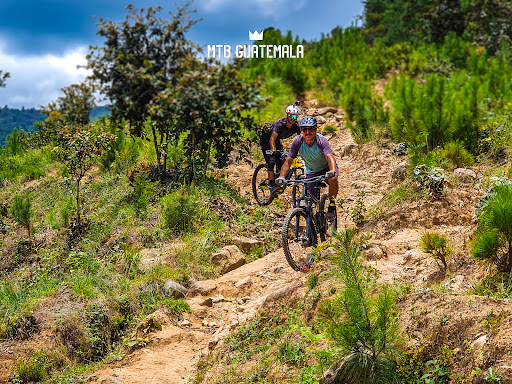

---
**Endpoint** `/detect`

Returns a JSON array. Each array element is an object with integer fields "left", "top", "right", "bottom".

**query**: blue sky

[{"left": 0, "top": 0, "right": 364, "bottom": 109}]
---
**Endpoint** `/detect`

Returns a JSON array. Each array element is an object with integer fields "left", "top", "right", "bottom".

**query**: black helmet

[{"left": 299, "top": 116, "right": 317, "bottom": 127}]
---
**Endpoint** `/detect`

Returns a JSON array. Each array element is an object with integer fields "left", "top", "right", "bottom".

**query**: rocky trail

[
  {"left": 6, "top": 100, "right": 511, "bottom": 383},
  {"left": 89, "top": 101, "right": 490, "bottom": 384}
]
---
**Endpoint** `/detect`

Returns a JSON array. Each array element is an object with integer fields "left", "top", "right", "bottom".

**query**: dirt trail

[
  {"left": 90, "top": 101, "right": 487, "bottom": 383},
  {"left": 91, "top": 249, "right": 309, "bottom": 384}
]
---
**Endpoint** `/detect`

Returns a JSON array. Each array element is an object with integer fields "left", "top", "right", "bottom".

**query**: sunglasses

[
  {"left": 301, "top": 127, "right": 316, "bottom": 132},
  {"left": 288, "top": 114, "right": 298, "bottom": 119}
]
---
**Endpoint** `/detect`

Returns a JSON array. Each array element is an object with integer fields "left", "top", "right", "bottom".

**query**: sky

[{"left": 0, "top": 0, "right": 365, "bottom": 109}]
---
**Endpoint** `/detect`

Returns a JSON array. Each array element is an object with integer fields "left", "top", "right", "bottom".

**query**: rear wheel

[
  {"left": 319, "top": 193, "right": 337, "bottom": 242},
  {"left": 282, "top": 208, "right": 317, "bottom": 271},
  {"left": 252, "top": 163, "right": 275, "bottom": 206}
]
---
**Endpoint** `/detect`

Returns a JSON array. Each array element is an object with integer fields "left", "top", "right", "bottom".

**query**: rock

[
  {"left": 325, "top": 112, "right": 333, "bottom": 118},
  {"left": 335, "top": 115, "right": 344, "bottom": 122},
  {"left": 100, "top": 377, "right": 127, "bottom": 384},
  {"left": 187, "top": 280, "right": 218, "bottom": 297},
  {"left": 365, "top": 243, "right": 388, "bottom": 260},
  {"left": 309, "top": 99, "right": 318, "bottom": 106},
  {"left": 316, "top": 116, "right": 327, "bottom": 124},
  {"left": 471, "top": 334, "right": 488, "bottom": 357},
  {"left": 321, "top": 247, "right": 335, "bottom": 258},
  {"left": 211, "top": 245, "right": 246, "bottom": 275},
  {"left": 341, "top": 144, "right": 357, "bottom": 157},
  {"left": 234, "top": 276, "right": 252, "bottom": 288},
  {"left": 320, "top": 355, "right": 351, "bottom": 384},
  {"left": 318, "top": 107, "right": 338, "bottom": 115},
  {"left": 211, "top": 294, "right": 226, "bottom": 303},
  {"left": 232, "top": 235, "right": 263, "bottom": 253},
  {"left": 454, "top": 168, "right": 477, "bottom": 182},
  {"left": 180, "top": 319, "right": 191, "bottom": 327},
  {"left": 392, "top": 165, "right": 407, "bottom": 181},
  {"left": 139, "top": 248, "right": 161, "bottom": 270},
  {"left": 264, "top": 286, "right": 291, "bottom": 303},
  {"left": 164, "top": 279, "right": 188, "bottom": 299}
]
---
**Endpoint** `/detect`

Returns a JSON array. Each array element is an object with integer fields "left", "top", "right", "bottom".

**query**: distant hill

[{"left": 0, "top": 106, "right": 111, "bottom": 146}]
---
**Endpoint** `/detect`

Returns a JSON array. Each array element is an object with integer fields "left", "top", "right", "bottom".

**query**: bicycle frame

[{"left": 285, "top": 174, "right": 327, "bottom": 248}]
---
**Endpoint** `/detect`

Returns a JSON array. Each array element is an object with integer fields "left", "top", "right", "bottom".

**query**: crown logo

[{"left": 249, "top": 30, "right": 263, "bottom": 41}]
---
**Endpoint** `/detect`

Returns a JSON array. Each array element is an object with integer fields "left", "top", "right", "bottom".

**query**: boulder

[
  {"left": 211, "top": 245, "right": 246, "bottom": 275},
  {"left": 392, "top": 165, "right": 407, "bottom": 181},
  {"left": 341, "top": 144, "right": 358, "bottom": 157},
  {"left": 317, "top": 107, "right": 338, "bottom": 115},
  {"left": 335, "top": 115, "right": 344, "bottom": 122},
  {"left": 316, "top": 116, "right": 327, "bottom": 124},
  {"left": 454, "top": 168, "right": 477, "bottom": 182},
  {"left": 164, "top": 279, "right": 188, "bottom": 299},
  {"left": 232, "top": 235, "right": 262, "bottom": 253},
  {"left": 234, "top": 276, "right": 252, "bottom": 288},
  {"left": 187, "top": 280, "right": 218, "bottom": 297}
]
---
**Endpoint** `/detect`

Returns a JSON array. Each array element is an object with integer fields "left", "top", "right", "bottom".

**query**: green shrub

[
  {"left": 319, "top": 228, "right": 403, "bottom": 384},
  {"left": 441, "top": 140, "right": 474, "bottom": 168},
  {"left": 322, "top": 124, "right": 338, "bottom": 134},
  {"left": 12, "top": 349, "right": 65, "bottom": 383},
  {"left": 471, "top": 184, "right": 512, "bottom": 272},
  {"left": 159, "top": 298, "right": 191, "bottom": 316},
  {"left": 161, "top": 186, "right": 201, "bottom": 233},
  {"left": 420, "top": 232, "right": 452, "bottom": 272},
  {"left": 413, "top": 164, "right": 447, "bottom": 197},
  {"left": 10, "top": 194, "right": 32, "bottom": 242},
  {"left": 130, "top": 172, "right": 157, "bottom": 215}
]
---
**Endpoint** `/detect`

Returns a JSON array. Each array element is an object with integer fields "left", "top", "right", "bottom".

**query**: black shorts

[{"left": 260, "top": 133, "right": 284, "bottom": 173}]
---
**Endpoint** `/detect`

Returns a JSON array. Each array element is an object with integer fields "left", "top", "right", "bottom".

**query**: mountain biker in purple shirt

[
  {"left": 276, "top": 116, "right": 338, "bottom": 220},
  {"left": 259, "top": 104, "right": 301, "bottom": 188}
]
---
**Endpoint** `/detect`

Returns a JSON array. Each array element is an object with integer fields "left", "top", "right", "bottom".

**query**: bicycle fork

[{"left": 293, "top": 207, "right": 317, "bottom": 248}]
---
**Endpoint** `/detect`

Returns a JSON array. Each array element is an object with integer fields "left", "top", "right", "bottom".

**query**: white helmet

[{"left": 286, "top": 104, "right": 300, "bottom": 115}]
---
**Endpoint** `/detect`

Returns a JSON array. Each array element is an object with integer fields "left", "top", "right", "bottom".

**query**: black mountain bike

[
  {"left": 252, "top": 156, "right": 304, "bottom": 206},
  {"left": 281, "top": 174, "right": 337, "bottom": 271}
]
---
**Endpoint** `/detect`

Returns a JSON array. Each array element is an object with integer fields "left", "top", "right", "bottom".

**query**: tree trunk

[
  {"left": 76, "top": 178, "right": 81, "bottom": 226},
  {"left": 203, "top": 140, "right": 212, "bottom": 176},
  {"left": 151, "top": 124, "right": 162, "bottom": 174}
]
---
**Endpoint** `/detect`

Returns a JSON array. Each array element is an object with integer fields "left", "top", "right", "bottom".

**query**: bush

[
  {"left": 471, "top": 184, "right": 512, "bottom": 272},
  {"left": 441, "top": 140, "right": 474, "bottom": 168},
  {"left": 161, "top": 186, "right": 201, "bottom": 233},
  {"left": 322, "top": 124, "right": 338, "bottom": 134},
  {"left": 420, "top": 232, "right": 452, "bottom": 272},
  {"left": 319, "top": 228, "right": 403, "bottom": 384},
  {"left": 10, "top": 194, "right": 32, "bottom": 242},
  {"left": 413, "top": 164, "right": 447, "bottom": 197}
]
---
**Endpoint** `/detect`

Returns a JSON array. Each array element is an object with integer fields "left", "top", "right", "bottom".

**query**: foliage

[
  {"left": 10, "top": 194, "right": 32, "bottom": 242},
  {"left": 87, "top": 3, "right": 198, "bottom": 137},
  {"left": 322, "top": 124, "right": 338, "bottom": 134},
  {"left": 420, "top": 232, "right": 452, "bottom": 271},
  {"left": 161, "top": 185, "right": 202, "bottom": 234},
  {"left": 52, "top": 123, "right": 116, "bottom": 225},
  {"left": 441, "top": 140, "right": 473, "bottom": 168},
  {"left": 42, "top": 81, "right": 96, "bottom": 127},
  {"left": 413, "top": 164, "right": 447, "bottom": 197},
  {"left": 319, "top": 228, "right": 403, "bottom": 384},
  {"left": 471, "top": 184, "right": 512, "bottom": 272}
]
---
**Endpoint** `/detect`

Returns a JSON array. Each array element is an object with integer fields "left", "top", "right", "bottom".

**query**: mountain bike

[
  {"left": 281, "top": 174, "right": 337, "bottom": 271},
  {"left": 252, "top": 155, "right": 304, "bottom": 206}
]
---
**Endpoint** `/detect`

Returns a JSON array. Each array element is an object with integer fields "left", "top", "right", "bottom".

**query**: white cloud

[{"left": 0, "top": 44, "right": 90, "bottom": 109}]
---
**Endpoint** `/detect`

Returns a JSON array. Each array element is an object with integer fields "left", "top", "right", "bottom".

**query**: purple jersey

[
  {"left": 272, "top": 118, "right": 300, "bottom": 140},
  {"left": 288, "top": 133, "right": 334, "bottom": 174}
]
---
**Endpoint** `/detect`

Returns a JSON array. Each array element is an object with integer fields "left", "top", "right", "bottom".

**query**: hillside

[
  {"left": 0, "top": 106, "right": 110, "bottom": 145},
  {"left": 2, "top": 100, "right": 508, "bottom": 384}
]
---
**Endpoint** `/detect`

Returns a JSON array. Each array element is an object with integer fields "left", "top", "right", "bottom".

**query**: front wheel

[
  {"left": 252, "top": 163, "right": 275, "bottom": 206},
  {"left": 282, "top": 208, "right": 318, "bottom": 271}
]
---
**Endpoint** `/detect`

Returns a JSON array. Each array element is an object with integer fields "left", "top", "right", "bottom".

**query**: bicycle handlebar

[{"left": 281, "top": 174, "right": 330, "bottom": 186}]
